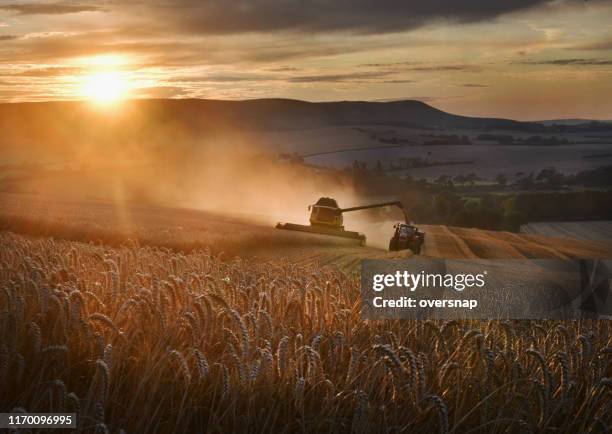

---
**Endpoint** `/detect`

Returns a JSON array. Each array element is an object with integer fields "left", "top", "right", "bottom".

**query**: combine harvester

[{"left": 276, "top": 197, "right": 425, "bottom": 253}]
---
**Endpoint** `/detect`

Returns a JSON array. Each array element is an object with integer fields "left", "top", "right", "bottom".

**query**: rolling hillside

[{"left": 0, "top": 98, "right": 539, "bottom": 153}]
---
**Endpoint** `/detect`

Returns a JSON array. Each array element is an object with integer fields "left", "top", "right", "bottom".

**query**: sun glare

[{"left": 82, "top": 71, "right": 129, "bottom": 104}]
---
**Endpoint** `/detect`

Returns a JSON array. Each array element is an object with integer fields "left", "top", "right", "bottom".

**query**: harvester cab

[{"left": 308, "top": 197, "right": 344, "bottom": 229}]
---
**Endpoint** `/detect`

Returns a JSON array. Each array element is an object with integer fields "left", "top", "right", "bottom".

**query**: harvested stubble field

[
  {"left": 1, "top": 193, "right": 610, "bottom": 273},
  {"left": 420, "top": 225, "right": 612, "bottom": 260},
  {"left": 1, "top": 231, "right": 612, "bottom": 433},
  {"left": 521, "top": 221, "right": 612, "bottom": 244}
]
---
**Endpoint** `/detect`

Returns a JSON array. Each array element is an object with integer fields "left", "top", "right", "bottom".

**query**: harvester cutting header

[{"left": 276, "top": 197, "right": 425, "bottom": 254}]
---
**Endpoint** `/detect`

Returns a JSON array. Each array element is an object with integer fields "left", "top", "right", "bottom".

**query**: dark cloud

[
  {"left": 0, "top": 2, "right": 591, "bottom": 67},
  {"left": 0, "top": 2, "right": 102, "bottom": 15},
  {"left": 168, "top": 71, "right": 417, "bottom": 85},
  {"left": 461, "top": 83, "right": 489, "bottom": 87},
  {"left": 0, "top": 0, "right": 560, "bottom": 34},
  {"left": 120, "top": 0, "right": 554, "bottom": 35},
  {"left": 288, "top": 71, "right": 395, "bottom": 83},
  {"left": 240, "top": 44, "right": 371, "bottom": 63},
  {"left": 359, "top": 61, "right": 480, "bottom": 72},
  {"left": 267, "top": 66, "right": 300, "bottom": 72},
  {"left": 360, "top": 61, "right": 413, "bottom": 68},
  {"left": 168, "top": 74, "right": 271, "bottom": 83},
  {"left": 382, "top": 79, "right": 416, "bottom": 84},
  {"left": 519, "top": 58, "right": 612, "bottom": 65},
  {"left": 408, "top": 64, "right": 479, "bottom": 72}
]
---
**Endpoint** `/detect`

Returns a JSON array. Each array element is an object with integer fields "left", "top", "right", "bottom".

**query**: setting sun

[{"left": 82, "top": 71, "right": 129, "bottom": 104}]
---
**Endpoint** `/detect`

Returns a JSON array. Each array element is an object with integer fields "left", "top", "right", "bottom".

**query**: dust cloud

[
  {"left": 1, "top": 105, "right": 406, "bottom": 250},
  {"left": 141, "top": 133, "right": 358, "bottom": 225},
  {"left": 153, "top": 133, "right": 407, "bottom": 248}
]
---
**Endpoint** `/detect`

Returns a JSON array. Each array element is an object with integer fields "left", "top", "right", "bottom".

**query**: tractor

[{"left": 388, "top": 222, "right": 425, "bottom": 254}]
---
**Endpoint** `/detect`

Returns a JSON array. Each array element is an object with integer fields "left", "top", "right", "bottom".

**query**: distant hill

[
  {"left": 537, "top": 119, "right": 612, "bottom": 126},
  {"left": 0, "top": 98, "right": 545, "bottom": 153},
  {"left": 170, "top": 98, "right": 535, "bottom": 130}
]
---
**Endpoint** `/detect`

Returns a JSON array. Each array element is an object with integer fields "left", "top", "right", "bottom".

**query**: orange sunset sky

[{"left": 0, "top": 0, "right": 611, "bottom": 120}]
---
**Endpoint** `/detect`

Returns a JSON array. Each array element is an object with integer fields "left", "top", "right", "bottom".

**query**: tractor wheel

[
  {"left": 389, "top": 237, "right": 398, "bottom": 251},
  {"left": 409, "top": 241, "right": 422, "bottom": 255}
]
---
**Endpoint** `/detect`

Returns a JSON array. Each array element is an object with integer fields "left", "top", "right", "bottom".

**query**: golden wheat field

[{"left": 1, "top": 228, "right": 611, "bottom": 434}]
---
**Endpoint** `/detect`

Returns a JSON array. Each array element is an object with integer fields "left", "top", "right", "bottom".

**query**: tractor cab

[
  {"left": 395, "top": 223, "right": 413, "bottom": 241},
  {"left": 389, "top": 223, "right": 425, "bottom": 254}
]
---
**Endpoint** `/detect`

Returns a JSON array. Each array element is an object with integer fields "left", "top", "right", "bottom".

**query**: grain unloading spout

[{"left": 340, "top": 201, "right": 409, "bottom": 223}]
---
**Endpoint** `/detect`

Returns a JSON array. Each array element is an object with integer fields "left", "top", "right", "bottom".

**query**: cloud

[
  {"left": 569, "top": 38, "right": 612, "bottom": 51},
  {"left": 288, "top": 71, "right": 396, "bottom": 83},
  {"left": 266, "top": 66, "right": 300, "bottom": 72},
  {"left": 519, "top": 58, "right": 612, "bottom": 65},
  {"left": 0, "top": 1, "right": 542, "bottom": 71},
  {"left": 381, "top": 79, "right": 416, "bottom": 84},
  {"left": 0, "top": 0, "right": 606, "bottom": 108},
  {"left": 117, "top": 0, "right": 555, "bottom": 35},
  {"left": 167, "top": 70, "right": 418, "bottom": 85},
  {"left": 360, "top": 61, "right": 414, "bottom": 68},
  {"left": 0, "top": 2, "right": 103, "bottom": 15},
  {"left": 11, "top": 66, "right": 83, "bottom": 76},
  {"left": 0, "top": 1, "right": 561, "bottom": 35},
  {"left": 0, "top": 27, "right": 396, "bottom": 67},
  {"left": 168, "top": 73, "right": 271, "bottom": 83},
  {"left": 408, "top": 64, "right": 479, "bottom": 72},
  {"left": 359, "top": 61, "right": 480, "bottom": 72},
  {"left": 131, "top": 85, "right": 191, "bottom": 98},
  {"left": 0, "top": 33, "right": 200, "bottom": 63},
  {"left": 285, "top": 69, "right": 419, "bottom": 84}
]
